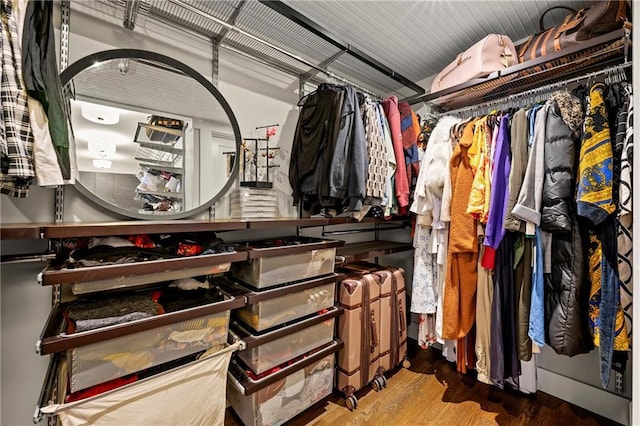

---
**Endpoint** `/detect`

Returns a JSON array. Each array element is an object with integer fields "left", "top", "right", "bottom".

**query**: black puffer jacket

[
  {"left": 541, "top": 98, "right": 579, "bottom": 232},
  {"left": 545, "top": 217, "right": 592, "bottom": 356},
  {"left": 543, "top": 97, "right": 592, "bottom": 356}
]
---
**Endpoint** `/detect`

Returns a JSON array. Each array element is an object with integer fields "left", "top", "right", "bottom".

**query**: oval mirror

[{"left": 61, "top": 49, "right": 241, "bottom": 220}]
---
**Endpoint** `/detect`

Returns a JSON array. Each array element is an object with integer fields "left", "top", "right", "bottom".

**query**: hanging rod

[
  {"left": 321, "top": 224, "right": 407, "bottom": 237},
  {"left": 168, "top": 0, "right": 384, "bottom": 99},
  {"left": 440, "top": 62, "right": 632, "bottom": 117},
  {"left": 1, "top": 252, "right": 56, "bottom": 264}
]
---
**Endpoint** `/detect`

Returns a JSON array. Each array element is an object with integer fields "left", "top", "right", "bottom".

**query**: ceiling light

[
  {"left": 92, "top": 159, "right": 112, "bottom": 169},
  {"left": 81, "top": 104, "right": 120, "bottom": 125},
  {"left": 87, "top": 138, "right": 116, "bottom": 157}
]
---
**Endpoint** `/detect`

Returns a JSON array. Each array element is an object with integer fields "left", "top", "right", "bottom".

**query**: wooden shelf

[
  {"left": 41, "top": 220, "right": 248, "bottom": 238},
  {"left": 1, "top": 216, "right": 413, "bottom": 240},
  {"left": 336, "top": 240, "right": 413, "bottom": 263},
  {"left": 136, "top": 191, "right": 183, "bottom": 199},
  {"left": 138, "top": 163, "right": 183, "bottom": 174},
  {"left": 412, "top": 29, "right": 628, "bottom": 110},
  {"left": 0, "top": 223, "right": 43, "bottom": 240},
  {"left": 39, "top": 250, "right": 248, "bottom": 286},
  {"left": 134, "top": 141, "right": 183, "bottom": 155}
]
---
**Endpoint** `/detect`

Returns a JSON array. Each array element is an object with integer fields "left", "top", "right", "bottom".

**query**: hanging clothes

[
  {"left": 490, "top": 231, "right": 520, "bottom": 389},
  {"left": 328, "top": 85, "right": 367, "bottom": 212},
  {"left": 616, "top": 83, "right": 633, "bottom": 345},
  {"left": 512, "top": 105, "right": 547, "bottom": 229},
  {"left": 381, "top": 96, "right": 409, "bottom": 214},
  {"left": 504, "top": 109, "right": 529, "bottom": 232},
  {"left": 1, "top": 0, "right": 35, "bottom": 197},
  {"left": 22, "top": 0, "right": 71, "bottom": 179},
  {"left": 514, "top": 234, "right": 533, "bottom": 361},
  {"left": 12, "top": 0, "right": 64, "bottom": 187},
  {"left": 466, "top": 116, "right": 490, "bottom": 223},
  {"left": 376, "top": 103, "right": 397, "bottom": 217},
  {"left": 482, "top": 114, "right": 511, "bottom": 269},
  {"left": 541, "top": 94, "right": 592, "bottom": 357},
  {"left": 410, "top": 116, "right": 459, "bottom": 346},
  {"left": 410, "top": 224, "right": 438, "bottom": 315},
  {"left": 289, "top": 84, "right": 343, "bottom": 210},
  {"left": 475, "top": 242, "right": 493, "bottom": 385},
  {"left": 577, "top": 83, "right": 629, "bottom": 387},
  {"left": 361, "top": 97, "right": 387, "bottom": 204},
  {"left": 443, "top": 120, "right": 479, "bottom": 341},
  {"left": 518, "top": 104, "right": 550, "bottom": 348},
  {"left": 398, "top": 100, "right": 420, "bottom": 196}
]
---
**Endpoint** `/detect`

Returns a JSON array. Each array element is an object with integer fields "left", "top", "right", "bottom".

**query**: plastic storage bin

[
  {"left": 233, "top": 307, "right": 342, "bottom": 375},
  {"left": 230, "top": 236, "right": 342, "bottom": 288},
  {"left": 227, "top": 340, "right": 342, "bottom": 426},
  {"left": 234, "top": 275, "right": 337, "bottom": 332},
  {"left": 229, "top": 188, "right": 279, "bottom": 219}
]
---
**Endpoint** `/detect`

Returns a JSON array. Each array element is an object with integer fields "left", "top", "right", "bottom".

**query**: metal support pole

[
  {"left": 122, "top": 0, "right": 142, "bottom": 30},
  {"left": 54, "top": 0, "right": 71, "bottom": 226},
  {"left": 212, "top": 36, "right": 220, "bottom": 87},
  {"left": 299, "top": 75, "right": 305, "bottom": 100}
]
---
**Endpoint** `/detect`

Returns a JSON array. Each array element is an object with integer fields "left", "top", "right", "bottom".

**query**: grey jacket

[
  {"left": 512, "top": 104, "right": 549, "bottom": 226},
  {"left": 328, "top": 86, "right": 367, "bottom": 211}
]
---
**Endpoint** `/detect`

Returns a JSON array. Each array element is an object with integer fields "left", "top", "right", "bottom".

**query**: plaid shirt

[{"left": 1, "top": 0, "right": 34, "bottom": 198}]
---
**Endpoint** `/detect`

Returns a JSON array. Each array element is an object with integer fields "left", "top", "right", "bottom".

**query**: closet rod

[
  {"left": 1, "top": 253, "right": 56, "bottom": 264},
  {"left": 321, "top": 224, "right": 406, "bottom": 237},
  {"left": 439, "top": 62, "right": 632, "bottom": 117},
  {"left": 168, "top": 0, "right": 383, "bottom": 99}
]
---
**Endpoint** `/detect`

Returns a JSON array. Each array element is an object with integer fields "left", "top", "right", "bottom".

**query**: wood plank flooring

[{"left": 225, "top": 342, "right": 622, "bottom": 426}]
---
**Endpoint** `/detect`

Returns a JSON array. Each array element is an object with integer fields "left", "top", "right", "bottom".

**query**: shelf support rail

[{"left": 439, "top": 62, "right": 632, "bottom": 118}]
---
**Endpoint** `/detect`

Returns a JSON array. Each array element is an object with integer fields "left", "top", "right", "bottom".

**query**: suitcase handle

[
  {"left": 370, "top": 310, "right": 378, "bottom": 352},
  {"left": 398, "top": 300, "right": 406, "bottom": 333}
]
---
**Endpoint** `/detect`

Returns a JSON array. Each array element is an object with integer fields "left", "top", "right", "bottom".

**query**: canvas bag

[
  {"left": 431, "top": 34, "right": 517, "bottom": 94},
  {"left": 518, "top": 1, "right": 630, "bottom": 63},
  {"left": 41, "top": 342, "right": 240, "bottom": 426}
]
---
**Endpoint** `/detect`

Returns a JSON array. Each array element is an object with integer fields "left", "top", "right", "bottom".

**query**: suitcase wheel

[
  {"left": 371, "top": 376, "right": 384, "bottom": 392},
  {"left": 381, "top": 375, "right": 387, "bottom": 388},
  {"left": 402, "top": 358, "right": 411, "bottom": 369},
  {"left": 346, "top": 395, "right": 358, "bottom": 411}
]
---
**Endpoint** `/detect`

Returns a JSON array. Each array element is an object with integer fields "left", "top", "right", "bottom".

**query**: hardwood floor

[{"left": 225, "top": 342, "right": 622, "bottom": 426}]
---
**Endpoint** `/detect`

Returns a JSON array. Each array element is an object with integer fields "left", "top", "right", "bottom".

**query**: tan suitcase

[
  {"left": 336, "top": 262, "right": 409, "bottom": 410},
  {"left": 340, "top": 262, "right": 408, "bottom": 372},
  {"left": 337, "top": 273, "right": 382, "bottom": 410}
]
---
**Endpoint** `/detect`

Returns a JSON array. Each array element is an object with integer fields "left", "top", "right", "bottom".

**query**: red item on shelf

[
  {"left": 126, "top": 234, "right": 156, "bottom": 249},
  {"left": 66, "top": 375, "right": 138, "bottom": 402}
]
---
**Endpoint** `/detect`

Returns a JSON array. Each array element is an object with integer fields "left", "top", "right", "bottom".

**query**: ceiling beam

[
  {"left": 300, "top": 49, "right": 347, "bottom": 84},
  {"left": 258, "top": 0, "right": 425, "bottom": 95},
  {"left": 216, "top": 0, "right": 246, "bottom": 42}
]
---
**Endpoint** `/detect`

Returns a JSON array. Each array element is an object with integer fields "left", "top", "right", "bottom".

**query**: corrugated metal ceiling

[{"left": 71, "top": 0, "right": 598, "bottom": 97}]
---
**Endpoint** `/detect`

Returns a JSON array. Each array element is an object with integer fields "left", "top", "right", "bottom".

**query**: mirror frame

[{"left": 61, "top": 48, "right": 242, "bottom": 220}]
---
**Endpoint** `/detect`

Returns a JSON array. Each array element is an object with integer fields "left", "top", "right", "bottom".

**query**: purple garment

[{"left": 484, "top": 114, "right": 511, "bottom": 250}]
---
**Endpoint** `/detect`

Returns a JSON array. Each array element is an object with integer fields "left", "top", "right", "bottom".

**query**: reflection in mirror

[{"left": 62, "top": 50, "right": 241, "bottom": 219}]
